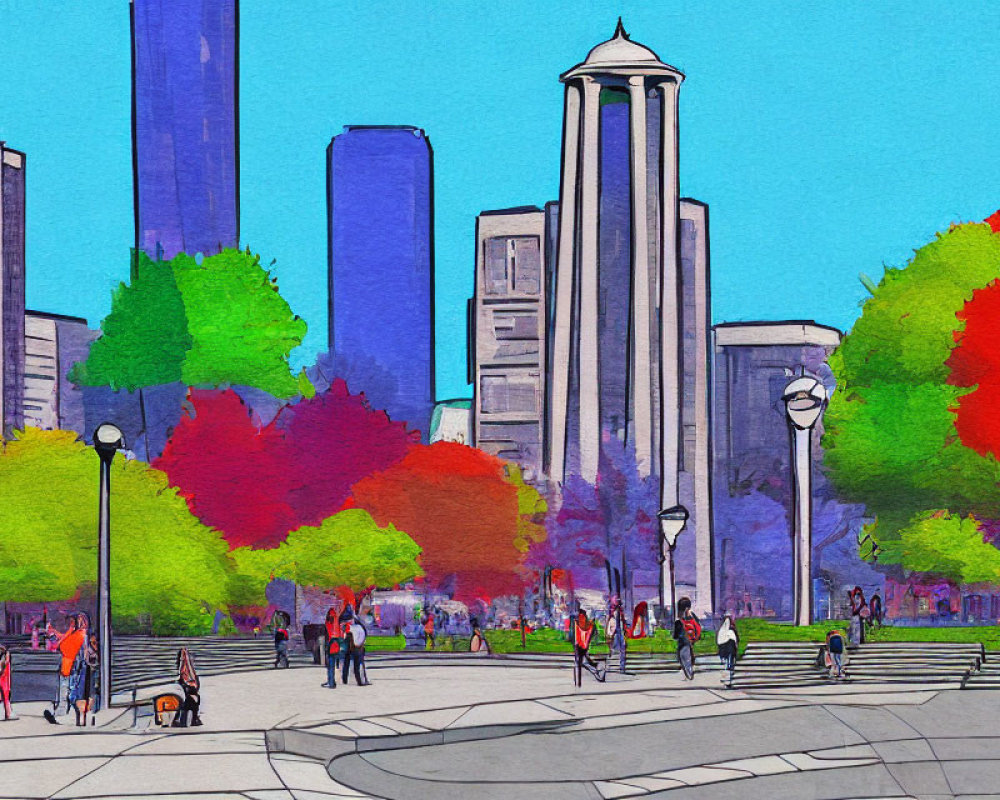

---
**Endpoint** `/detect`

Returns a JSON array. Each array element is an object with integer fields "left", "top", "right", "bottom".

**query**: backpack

[{"left": 682, "top": 616, "right": 702, "bottom": 643}]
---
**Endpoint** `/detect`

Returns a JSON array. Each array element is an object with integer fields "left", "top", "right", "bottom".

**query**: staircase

[
  {"left": 961, "top": 649, "right": 1000, "bottom": 688},
  {"left": 730, "top": 641, "right": 984, "bottom": 690},
  {"left": 110, "top": 636, "right": 314, "bottom": 692}
]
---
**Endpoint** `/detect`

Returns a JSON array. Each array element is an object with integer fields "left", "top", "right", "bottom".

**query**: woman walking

[
  {"left": 716, "top": 615, "right": 739, "bottom": 685},
  {"left": 672, "top": 597, "right": 701, "bottom": 680},
  {"left": 572, "top": 610, "right": 605, "bottom": 686}
]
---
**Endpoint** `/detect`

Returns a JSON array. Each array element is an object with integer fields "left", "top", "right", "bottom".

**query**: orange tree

[{"left": 348, "top": 442, "right": 546, "bottom": 604}]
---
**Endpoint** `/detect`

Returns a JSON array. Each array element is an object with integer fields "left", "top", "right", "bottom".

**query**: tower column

[
  {"left": 578, "top": 76, "right": 602, "bottom": 485},
  {"left": 627, "top": 75, "right": 652, "bottom": 476},
  {"left": 658, "top": 79, "right": 681, "bottom": 510},
  {"left": 548, "top": 83, "right": 582, "bottom": 484}
]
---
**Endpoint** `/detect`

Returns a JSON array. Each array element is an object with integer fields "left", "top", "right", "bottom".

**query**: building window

[
  {"left": 493, "top": 311, "right": 538, "bottom": 340},
  {"left": 484, "top": 236, "right": 541, "bottom": 296},
  {"left": 479, "top": 373, "right": 539, "bottom": 414}
]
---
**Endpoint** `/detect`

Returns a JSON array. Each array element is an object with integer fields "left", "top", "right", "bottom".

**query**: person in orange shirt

[{"left": 49, "top": 615, "right": 85, "bottom": 719}]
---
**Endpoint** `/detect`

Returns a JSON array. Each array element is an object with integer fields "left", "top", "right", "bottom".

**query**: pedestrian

[
  {"left": 672, "top": 597, "right": 701, "bottom": 680},
  {"left": 423, "top": 612, "right": 435, "bottom": 650},
  {"left": 341, "top": 607, "right": 370, "bottom": 686},
  {"left": 273, "top": 612, "right": 290, "bottom": 669},
  {"left": 826, "top": 629, "right": 847, "bottom": 679},
  {"left": 323, "top": 606, "right": 343, "bottom": 688},
  {"left": 46, "top": 615, "right": 84, "bottom": 721},
  {"left": 68, "top": 630, "right": 98, "bottom": 727},
  {"left": 848, "top": 587, "right": 868, "bottom": 645},
  {"left": 470, "top": 618, "right": 491, "bottom": 655},
  {"left": 0, "top": 646, "right": 16, "bottom": 721},
  {"left": 572, "top": 610, "right": 605, "bottom": 687},
  {"left": 606, "top": 596, "right": 628, "bottom": 674},
  {"left": 173, "top": 647, "right": 202, "bottom": 727},
  {"left": 628, "top": 601, "right": 649, "bottom": 639},
  {"left": 716, "top": 615, "right": 739, "bottom": 685},
  {"left": 870, "top": 592, "right": 884, "bottom": 628}
]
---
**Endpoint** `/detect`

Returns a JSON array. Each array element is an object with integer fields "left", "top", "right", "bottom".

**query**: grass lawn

[
  {"left": 367, "top": 620, "right": 1000, "bottom": 657},
  {"left": 867, "top": 625, "right": 1000, "bottom": 648}
]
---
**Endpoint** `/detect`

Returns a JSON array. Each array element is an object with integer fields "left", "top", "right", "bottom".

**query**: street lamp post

[
  {"left": 93, "top": 423, "right": 124, "bottom": 709},
  {"left": 657, "top": 506, "right": 689, "bottom": 627},
  {"left": 782, "top": 378, "right": 828, "bottom": 627}
]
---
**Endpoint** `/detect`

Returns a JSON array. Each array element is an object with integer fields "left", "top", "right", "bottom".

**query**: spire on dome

[{"left": 613, "top": 17, "right": 628, "bottom": 40}]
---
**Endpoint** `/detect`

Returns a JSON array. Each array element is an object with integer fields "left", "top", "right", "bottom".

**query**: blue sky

[{"left": 2, "top": 2, "right": 999, "bottom": 400}]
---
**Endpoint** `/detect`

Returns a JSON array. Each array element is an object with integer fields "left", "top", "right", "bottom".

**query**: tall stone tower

[{"left": 546, "top": 22, "right": 713, "bottom": 613}]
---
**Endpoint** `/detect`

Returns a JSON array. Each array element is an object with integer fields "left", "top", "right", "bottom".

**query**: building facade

[
  {"left": 545, "top": 24, "right": 714, "bottom": 612},
  {"left": 470, "top": 207, "right": 548, "bottom": 481},
  {"left": 131, "top": 0, "right": 239, "bottom": 259},
  {"left": 23, "top": 311, "right": 97, "bottom": 434},
  {"left": 327, "top": 126, "right": 434, "bottom": 439},
  {"left": 0, "top": 143, "right": 26, "bottom": 436},
  {"left": 712, "top": 322, "right": 880, "bottom": 620}
]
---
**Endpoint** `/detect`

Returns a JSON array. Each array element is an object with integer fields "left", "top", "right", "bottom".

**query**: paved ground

[{"left": 0, "top": 658, "right": 996, "bottom": 799}]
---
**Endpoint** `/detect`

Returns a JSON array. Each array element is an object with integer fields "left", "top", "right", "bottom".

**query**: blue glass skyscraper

[
  {"left": 131, "top": 0, "right": 239, "bottom": 260},
  {"left": 327, "top": 126, "right": 434, "bottom": 437}
]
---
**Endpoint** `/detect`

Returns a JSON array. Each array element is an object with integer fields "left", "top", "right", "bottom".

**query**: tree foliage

[
  {"left": 155, "top": 383, "right": 416, "bottom": 549},
  {"left": 72, "top": 248, "right": 308, "bottom": 398},
  {"left": 349, "top": 442, "right": 546, "bottom": 602},
  {"left": 0, "top": 428, "right": 234, "bottom": 633},
  {"left": 824, "top": 222, "right": 1000, "bottom": 580},
  {"left": 231, "top": 509, "right": 422, "bottom": 597}
]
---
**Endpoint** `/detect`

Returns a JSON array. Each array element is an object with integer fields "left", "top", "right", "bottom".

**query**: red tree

[
  {"left": 155, "top": 381, "right": 415, "bottom": 549},
  {"left": 947, "top": 279, "right": 1000, "bottom": 458},
  {"left": 348, "top": 442, "right": 531, "bottom": 602}
]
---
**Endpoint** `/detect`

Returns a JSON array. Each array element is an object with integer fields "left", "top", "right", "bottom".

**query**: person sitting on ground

[
  {"left": 0, "top": 646, "right": 16, "bottom": 721},
  {"left": 469, "top": 618, "right": 491, "bottom": 655},
  {"left": 716, "top": 615, "right": 739, "bottom": 685},
  {"left": 173, "top": 647, "right": 202, "bottom": 727}
]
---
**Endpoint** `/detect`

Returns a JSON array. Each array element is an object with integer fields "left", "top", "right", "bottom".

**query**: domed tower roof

[{"left": 561, "top": 19, "right": 684, "bottom": 82}]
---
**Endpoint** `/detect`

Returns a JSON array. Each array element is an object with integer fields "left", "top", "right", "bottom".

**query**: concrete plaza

[{"left": 0, "top": 659, "right": 996, "bottom": 800}]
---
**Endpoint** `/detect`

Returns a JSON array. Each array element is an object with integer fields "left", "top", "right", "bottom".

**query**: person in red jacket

[
  {"left": 573, "top": 610, "right": 605, "bottom": 687},
  {"left": 0, "top": 646, "right": 16, "bottom": 721},
  {"left": 323, "top": 606, "right": 343, "bottom": 688}
]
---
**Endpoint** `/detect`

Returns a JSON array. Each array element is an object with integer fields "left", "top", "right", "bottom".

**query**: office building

[
  {"left": 712, "top": 322, "right": 878, "bottom": 619},
  {"left": 0, "top": 143, "right": 26, "bottom": 435},
  {"left": 23, "top": 311, "right": 97, "bottom": 433},
  {"left": 327, "top": 126, "right": 434, "bottom": 438},
  {"left": 470, "top": 207, "right": 548, "bottom": 481},
  {"left": 131, "top": 0, "right": 239, "bottom": 259}
]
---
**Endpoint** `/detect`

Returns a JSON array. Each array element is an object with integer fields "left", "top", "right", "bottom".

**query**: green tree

[
  {"left": 72, "top": 248, "right": 309, "bottom": 399},
  {"left": 0, "top": 428, "right": 236, "bottom": 633},
  {"left": 231, "top": 509, "right": 422, "bottom": 597},
  {"left": 824, "top": 222, "right": 1000, "bottom": 576},
  {"left": 69, "top": 250, "right": 191, "bottom": 390}
]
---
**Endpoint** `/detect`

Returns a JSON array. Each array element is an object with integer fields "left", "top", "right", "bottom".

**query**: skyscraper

[
  {"left": 131, "top": 0, "right": 239, "bottom": 260},
  {"left": 327, "top": 126, "right": 434, "bottom": 437},
  {"left": 470, "top": 207, "right": 549, "bottom": 481},
  {"left": 546, "top": 23, "right": 714, "bottom": 612},
  {"left": 0, "top": 143, "right": 26, "bottom": 435}
]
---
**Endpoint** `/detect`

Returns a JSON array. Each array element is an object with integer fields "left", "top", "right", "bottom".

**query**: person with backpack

[
  {"left": 572, "top": 609, "right": 605, "bottom": 687},
  {"left": 826, "top": 629, "right": 847, "bottom": 679},
  {"left": 173, "top": 648, "right": 202, "bottom": 727},
  {"left": 716, "top": 615, "right": 739, "bottom": 685},
  {"left": 341, "top": 607, "right": 370, "bottom": 686},
  {"left": 672, "top": 597, "right": 701, "bottom": 680}
]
